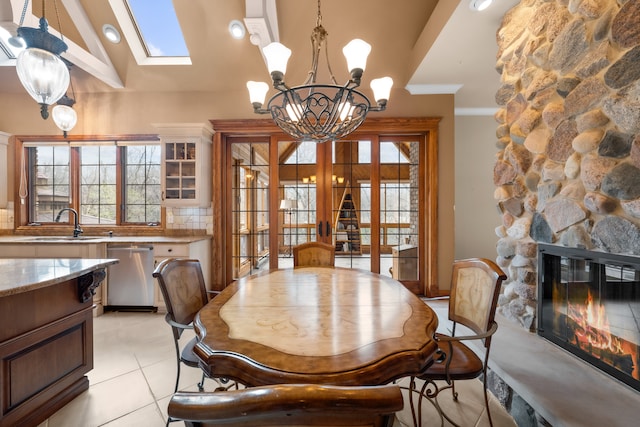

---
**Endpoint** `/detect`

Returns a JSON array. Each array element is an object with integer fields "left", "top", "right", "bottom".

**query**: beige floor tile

[
  {"left": 47, "top": 370, "right": 155, "bottom": 427},
  {"left": 44, "top": 309, "right": 516, "bottom": 426},
  {"left": 142, "top": 355, "right": 205, "bottom": 401},
  {"left": 101, "top": 403, "right": 165, "bottom": 427}
]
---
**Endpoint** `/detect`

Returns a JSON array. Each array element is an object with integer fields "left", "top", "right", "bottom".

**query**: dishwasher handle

[{"left": 107, "top": 245, "right": 154, "bottom": 253}]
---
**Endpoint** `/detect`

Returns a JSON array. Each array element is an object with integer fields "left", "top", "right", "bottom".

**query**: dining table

[{"left": 193, "top": 266, "right": 439, "bottom": 387}]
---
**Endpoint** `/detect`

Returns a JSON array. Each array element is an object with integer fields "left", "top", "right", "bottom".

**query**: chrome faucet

[{"left": 55, "top": 208, "right": 83, "bottom": 238}]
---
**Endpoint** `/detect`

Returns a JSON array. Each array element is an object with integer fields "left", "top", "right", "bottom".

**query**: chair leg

[
  {"left": 197, "top": 371, "right": 206, "bottom": 391},
  {"left": 174, "top": 359, "right": 181, "bottom": 394},
  {"left": 483, "top": 376, "right": 494, "bottom": 427},
  {"left": 451, "top": 379, "right": 458, "bottom": 401}
]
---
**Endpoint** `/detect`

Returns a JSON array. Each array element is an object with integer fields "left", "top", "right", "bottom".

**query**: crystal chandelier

[
  {"left": 247, "top": 0, "right": 393, "bottom": 143},
  {"left": 14, "top": 0, "right": 70, "bottom": 120}
]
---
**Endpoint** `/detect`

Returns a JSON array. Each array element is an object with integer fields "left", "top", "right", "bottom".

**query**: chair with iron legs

[
  {"left": 404, "top": 258, "right": 506, "bottom": 427},
  {"left": 153, "top": 258, "right": 234, "bottom": 426}
]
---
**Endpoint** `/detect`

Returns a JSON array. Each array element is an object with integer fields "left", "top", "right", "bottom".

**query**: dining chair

[
  {"left": 292, "top": 241, "right": 335, "bottom": 267},
  {"left": 168, "top": 383, "right": 403, "bottom": 426},
  {"left": 407, "top": 258, "right": 506, "bottom": 427}
]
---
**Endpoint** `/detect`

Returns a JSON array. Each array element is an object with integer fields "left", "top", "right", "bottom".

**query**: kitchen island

[
  {"left": 0, "top": 258, "right": 118, "bottom": 427},
  {"left": 0, "top": 235, "right": 212, "bottom": 314}
]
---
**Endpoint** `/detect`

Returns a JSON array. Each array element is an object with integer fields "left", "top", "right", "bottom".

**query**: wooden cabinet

[
  {"left": 334, "top": 190, "right": 361, "bottom": 254},
  {"left": 0, "top": 259, "right": 112, "bottom": 427},
  {"left": 391, "top": 245, "right": 418, "bottom": 281},
  {"left": 156, "top": 123, "right": 213, "bottom": 208},
  {"left": 152, "top": 239, "right": 211, "bottom": 312}
]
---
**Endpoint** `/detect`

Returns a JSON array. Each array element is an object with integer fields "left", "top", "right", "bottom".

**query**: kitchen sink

[{"left": 28, "top": 236, "right": 102, "bottom": 242}]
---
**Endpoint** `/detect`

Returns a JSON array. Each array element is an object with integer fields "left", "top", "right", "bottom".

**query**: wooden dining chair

[
  {"left": 153, "top": 258, "right": 212, "bottom": 399},
  {"left": 154, "top": 258, "right": 238, "bottom": 425},
  {"left": 408, "top": 258, "right": 506, "bottom": 427},
  {"left": 168, "top": 383, "right": 403, "bottom": 426},
  {"left": 293, "top": 241, "right": 335, "bottom": 267}
]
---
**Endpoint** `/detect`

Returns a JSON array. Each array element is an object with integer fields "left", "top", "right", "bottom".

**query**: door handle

[
  {"left": 326, "top": 221, "right": 330, "bottom": 236},
  {"left": 318, "top": 223, "right": 323, "bottom": 237}
]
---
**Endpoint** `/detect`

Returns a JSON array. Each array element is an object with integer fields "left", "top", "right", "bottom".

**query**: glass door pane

[
  {"left": 379, "top": 138, "right": 420, "bottom": 281},
  {"left": 278, "top": 140, "right": 319, "bottom": 269},
  {"left": 231, "top": 140, "right": 270, "bottom": 279},
  {"left": 333, "top": 140, "right": 370, "bottom": 270}
]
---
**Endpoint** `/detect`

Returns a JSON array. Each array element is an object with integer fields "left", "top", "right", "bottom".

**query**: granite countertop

[
  {"left": 0, "top": 258, "right": 119, "bottom": 297},
  {"left": 0, "top": 235, "right": 211, "bottom": 244}
]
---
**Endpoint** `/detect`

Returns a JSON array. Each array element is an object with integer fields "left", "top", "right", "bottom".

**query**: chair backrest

[
  {"left": 293, "top": 241, "right": 336, "bottom": 267},
  {"left": 168, "top": 383, "right": 403, "bottom": 427},
  {"left": 153, "top": 258, "right": 209, "bottom": 335},
  {"left": 448, "top": 258, "right": 507, "bottom": 347}
]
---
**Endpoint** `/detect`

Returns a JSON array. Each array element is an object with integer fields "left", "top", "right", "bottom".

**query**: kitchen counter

[
  {"left": 0, "top": 258, "right": 118, "bottom": 297},
  {"left": 0, "top": 236, "right": 212, "bottom": 314},
  {"left": 0, "top": 258, "right": 117, "bottom": 426},
  {"left": 0, "top": 235, "right": 210, "bottom": 244}
]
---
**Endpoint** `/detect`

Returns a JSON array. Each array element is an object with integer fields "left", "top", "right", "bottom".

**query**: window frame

[{"left": 14, "top": 134, "right": 164, "bottom": 234}]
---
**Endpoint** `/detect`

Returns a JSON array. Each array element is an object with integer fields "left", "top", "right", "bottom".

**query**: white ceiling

[
  {"left": 0, "top": 0, "right": 520, "bottom": 118},
  {"left": 408, "top": 0, "right": 520, "bottom": 115}
]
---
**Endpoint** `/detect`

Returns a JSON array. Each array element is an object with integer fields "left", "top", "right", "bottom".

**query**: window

[
  {"left": 108, "top": 0, "right": 192, "bottom": 65},
  {"left": 23, "top": 139, "right": 161, "bottom": 227},
  {"left": 126, "top": 0, "right": 189, "bottom": 57}
]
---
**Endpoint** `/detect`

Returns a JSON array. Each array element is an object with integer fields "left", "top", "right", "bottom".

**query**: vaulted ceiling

[{"left": 0, "top": 0, "right": 518, "bottom": 118}]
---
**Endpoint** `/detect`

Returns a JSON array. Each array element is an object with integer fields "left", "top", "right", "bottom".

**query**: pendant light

[{"left": 15, "top": 0, "right": 70, "bottom": 120}]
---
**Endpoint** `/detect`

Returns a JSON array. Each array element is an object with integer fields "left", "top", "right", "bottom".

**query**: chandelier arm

[
  {"left": 369, "top": 102, "right": 388, "bottom": 112},
  {"left": 323, "top": 37, "right": 339, "bottom": 86}
]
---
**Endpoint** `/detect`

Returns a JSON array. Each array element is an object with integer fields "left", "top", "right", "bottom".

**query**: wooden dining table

[{"left": 193, "top": 267, "right": 439, "bottom": 386}]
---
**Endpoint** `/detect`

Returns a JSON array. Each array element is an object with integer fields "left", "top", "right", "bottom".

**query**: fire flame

[{"left": 568, "top": 290, "right": 624, "bottom": 354}]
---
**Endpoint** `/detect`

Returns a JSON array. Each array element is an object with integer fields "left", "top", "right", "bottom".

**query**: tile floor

[{"left": 36, "top": 300, "right": 516, "bottom": 427}]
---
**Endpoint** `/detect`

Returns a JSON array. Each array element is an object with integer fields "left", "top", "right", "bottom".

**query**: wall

[
  {"left": 0, "top": 87, "right": 456, "bottom": 293},
  {"left": 455, "top": 115, "right": 501, "bottom": 261},
  {"left": 495, "top": 0, "right": 640, "bottom": 329}
]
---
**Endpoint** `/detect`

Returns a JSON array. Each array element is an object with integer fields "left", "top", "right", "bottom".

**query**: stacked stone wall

[{"left": 495, "top": 0, "right": 640, "bottom": 329}]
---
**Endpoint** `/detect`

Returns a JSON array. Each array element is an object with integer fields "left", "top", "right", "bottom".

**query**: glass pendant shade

[
  {"left": 370, "top": 77, "right": 393, "bottom": 103},
  {"left": 16, "top": 47, "right": 70, "bottom": 108},
  {"left": 247, "top": 81, "right": 269, "bottom": 105},
  {"left": 52, "top": 103, "right": 77, "bottom": 133},
  {"left": 263, "top": 42, "right": 291, "bottom": 75},
  {"left": 342, "top": 39, "right": 371, "bottom": 73}
]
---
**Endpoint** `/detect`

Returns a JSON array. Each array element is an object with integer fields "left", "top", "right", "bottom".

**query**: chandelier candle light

[{"left": 247, "top": 0, "right": 393, "bottom": 143}]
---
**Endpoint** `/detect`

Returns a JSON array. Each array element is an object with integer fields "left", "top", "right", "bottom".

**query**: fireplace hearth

[{"left": 538, "top": 244, "right": 640, "bottom": 392}]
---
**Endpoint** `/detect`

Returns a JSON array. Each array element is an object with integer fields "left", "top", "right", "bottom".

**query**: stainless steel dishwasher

[{"left": 106, "top": 244, "right": 156, "bottom": 311}]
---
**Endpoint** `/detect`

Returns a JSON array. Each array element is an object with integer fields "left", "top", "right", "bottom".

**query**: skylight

[{"left": 126, "top": 0, "right": 189, "bottom": 57}]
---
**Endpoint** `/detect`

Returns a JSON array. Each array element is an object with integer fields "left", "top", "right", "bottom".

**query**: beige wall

[
  {"left": 454, "top": 115, "right": 500, "bottom": 261},
  {"left": 0, "top": 88, "right": 456, "bottom": 293}
]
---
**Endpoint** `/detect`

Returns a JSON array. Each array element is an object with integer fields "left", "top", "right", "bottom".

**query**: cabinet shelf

[
  {"left": 157, "top": 124, "right": 212, "bottom": 208},
  {"left": 333, "top": 188, "right": 361, "bottom": 255}
]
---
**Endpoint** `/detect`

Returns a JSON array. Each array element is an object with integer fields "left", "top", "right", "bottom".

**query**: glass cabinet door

[{"left": 158, "top": 124, "right": 212, "bottom": 208}]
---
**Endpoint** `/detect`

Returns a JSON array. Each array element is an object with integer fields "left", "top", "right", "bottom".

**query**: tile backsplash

[
  {"left": 0, "top": 202, "right": 212, "bottom": 234},
  {"left": 0, "top": 202, "right": 13, "bottom": 229},
  {"left": 166, "top": 204, "right": 213, "bottom": 234}
]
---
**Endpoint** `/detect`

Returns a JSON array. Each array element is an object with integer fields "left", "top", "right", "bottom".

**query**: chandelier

[
  {"left": 14, "top": 0, "right": 70, "bottom": 120},
  {"left": 246, "top": 0, "right": 393, "bottom": 143}
]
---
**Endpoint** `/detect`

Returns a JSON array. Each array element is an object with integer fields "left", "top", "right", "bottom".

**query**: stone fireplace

[{"left": 494, "top": 0, "right": 640, "bottom": 334}]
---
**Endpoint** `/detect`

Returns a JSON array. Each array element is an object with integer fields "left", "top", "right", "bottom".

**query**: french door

[{"left": 214, "top": 118, "right": 438, "bottom": 295}]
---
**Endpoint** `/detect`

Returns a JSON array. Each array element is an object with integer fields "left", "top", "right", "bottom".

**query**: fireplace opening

[{"left": 538, "top": 244, "right": 640, "bottom": 392}]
